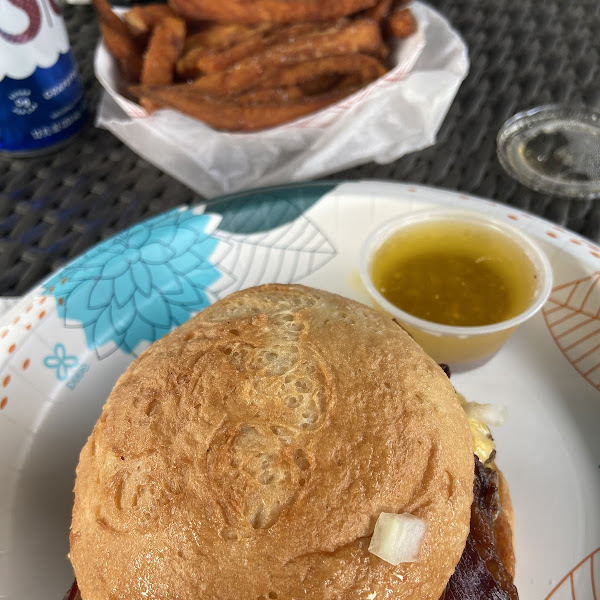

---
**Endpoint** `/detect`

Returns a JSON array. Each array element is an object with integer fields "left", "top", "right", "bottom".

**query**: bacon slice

[
  {"left": 441, "top": 457, "right": 519, "bottom": 600},
  {"left": 62, "top": 580, "right": 81, "bottom": 600}
]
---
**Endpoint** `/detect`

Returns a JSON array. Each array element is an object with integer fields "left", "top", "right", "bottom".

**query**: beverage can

[{"left": 0, "top": 0, "right": 87, "bottom": 156}]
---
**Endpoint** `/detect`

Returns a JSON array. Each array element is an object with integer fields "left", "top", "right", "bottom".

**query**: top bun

[{"left": 70, "top": 284, "right": 473, "bottom": 600}]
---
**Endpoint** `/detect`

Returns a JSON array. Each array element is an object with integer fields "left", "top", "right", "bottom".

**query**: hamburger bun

[
  {"left": 70, "top": 284, "right": 474, "bottom": 600},
  {"left": 495, "top": 469, "right": 516, "bottom": 578}
]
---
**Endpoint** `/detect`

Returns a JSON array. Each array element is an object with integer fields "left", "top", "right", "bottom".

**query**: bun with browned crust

[
  {"left": 70, "top": 284, "right": 474, "bottom": 600},
  {"left": 495, "top": 469, "right": 516, "bottom": 578}
]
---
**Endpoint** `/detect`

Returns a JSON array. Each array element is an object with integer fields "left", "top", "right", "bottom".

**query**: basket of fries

[{"left": 94, "top": 0, "right": 469, "bottom": 196}]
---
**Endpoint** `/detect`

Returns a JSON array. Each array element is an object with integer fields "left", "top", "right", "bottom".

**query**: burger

[{"left": 67, "top": 284, "right": 518, "bottom": 600}]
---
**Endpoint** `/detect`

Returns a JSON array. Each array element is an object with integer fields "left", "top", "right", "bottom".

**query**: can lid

[{"left": 497, "top": 105, "right": 600, "bottom": 199}]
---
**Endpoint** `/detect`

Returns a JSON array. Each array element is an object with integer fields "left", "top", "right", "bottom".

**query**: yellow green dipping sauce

[{"left": 370, "top": 219, "right": 539, "bottom": 327}]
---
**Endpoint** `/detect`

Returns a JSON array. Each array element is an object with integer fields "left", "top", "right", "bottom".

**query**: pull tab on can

[{"left": 0, "top": 0, "right": 87, "bottom": 156}]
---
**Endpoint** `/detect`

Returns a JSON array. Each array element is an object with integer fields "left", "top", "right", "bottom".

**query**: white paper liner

[{"left": 94, "top": 2, "right": 469, "bottom": 198}]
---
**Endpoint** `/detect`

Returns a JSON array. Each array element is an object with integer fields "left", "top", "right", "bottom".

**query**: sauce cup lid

[
  {"left": 359, "top": 209, "right": 554, "bottom": 339},
  {"left": 497, "top": 105, "right": 600, "bottom": 200}
]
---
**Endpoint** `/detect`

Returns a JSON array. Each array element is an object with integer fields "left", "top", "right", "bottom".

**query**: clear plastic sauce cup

[{"left": 360, "top": 210, "right": 553, "bottom": 371}]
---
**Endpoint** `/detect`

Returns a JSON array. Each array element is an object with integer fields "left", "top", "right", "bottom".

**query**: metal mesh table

[{"left": 1, "top": 0, "right": 599, "bottom": 295}]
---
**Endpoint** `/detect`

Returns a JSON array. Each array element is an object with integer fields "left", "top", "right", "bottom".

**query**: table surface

[{"left": 1, "top": 0, "right": 599, "bottom": 296}]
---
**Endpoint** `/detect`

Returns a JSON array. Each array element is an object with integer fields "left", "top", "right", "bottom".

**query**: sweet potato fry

[
  {"left": 364, "top": 0, "right": 393, "bottom": 22},
  {"left": 93, "top": 0, "right": 130, "bottom": 37},
  {"left": 93, "top": 0, "right": 144, "bottom": 81},
  {"left": 177, "top": 23, "right": 280, "bottom": 78},
  {"left": 97, "top": 0, "right": 418, "bottom": 131},
  {"left": 124, "top": 4, "right": 175, "bottom": 38},
  {"left": 253, "top": 54, "right": 386, "bottom": 92},
  {"left": 177, "top": 23, "right": 273, "bottom": 78},
  {"left": 99, "top": 22, "right": 143, "bottom": 82},
  {"left": 384, "top": 7, "right": 417, "bottom": 39},
  {"left": 235, "top": 86, "right": 305, "bottom": 104},
  {"left": 184, "top": 22, "right": 325, "bottom": 77},
  {"left": 297, "top": 73, "right": 346, "bottom": 96},
  {"left": 141, "top": 16, "right": 187, "bottom": 86},
  {"left": 190, "top": 19, "right": 383, "bottom": 96},
  {"left": 183, "top": 23, "right": 266, "bottom": 53},
  {"left": 129, "top": 83, "right": 360, "bottom": 131},
  {"left": 168, "top": 0, "right": 378, "bottom": 24}
]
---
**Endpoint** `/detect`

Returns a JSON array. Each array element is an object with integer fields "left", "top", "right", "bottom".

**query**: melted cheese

[
  {"left": 468, "top": 418, "right": 495, "bottom": 464},
  {"left": 457, "top": 393, "right": 496, "bottom": 464}
]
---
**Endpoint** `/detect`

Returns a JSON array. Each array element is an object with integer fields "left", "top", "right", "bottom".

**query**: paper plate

[{"left": 0, "top": 181, "right": 598, "bottom": 599}]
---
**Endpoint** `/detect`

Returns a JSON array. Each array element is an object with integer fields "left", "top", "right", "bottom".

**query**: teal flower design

[
  {"left": 43, "top": 209, "right": 221, "bottom": 356},
  {"left": 212, "top": 182, "right": 337, "bottom": 234},
  {"left": 44, "top": 343, "right": 78, "bottom": 381},
  {"left": 42, "top": 185, "right": 338, "bottom": 358}
]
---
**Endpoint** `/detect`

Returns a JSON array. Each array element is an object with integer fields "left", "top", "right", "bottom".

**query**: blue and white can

[{"left": 0, "top": 0, "right": 87, "bottom": 155}]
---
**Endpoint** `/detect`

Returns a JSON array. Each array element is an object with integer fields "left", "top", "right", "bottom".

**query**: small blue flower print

[
  {"left": 43, "top": 209, "right": 221, "bottom": 356},
  {"left": 44, "top": 344, "right": 79, "bottom": 381}
]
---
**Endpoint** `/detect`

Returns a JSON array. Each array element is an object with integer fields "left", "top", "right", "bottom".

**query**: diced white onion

[
  {"left": 368, "top": 513, "right": 427, "bottom": 566},
  {"left": 463, "top": 401, "right": 507, "bottom": 426}
]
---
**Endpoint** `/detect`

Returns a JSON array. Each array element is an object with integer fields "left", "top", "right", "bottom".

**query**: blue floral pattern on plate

[
  {"left": 43, "top": 343, "right": 79, "bottom": 381},
  {"left": 43, "top": 209, "right": 221, "bottom": 356},
  {"left": 42, "top": 183, "right": 337, "bottom": 357}
]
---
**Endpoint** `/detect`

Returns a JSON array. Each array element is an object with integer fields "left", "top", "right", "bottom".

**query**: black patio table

[{"left": 1, "top": 0, "right": 599, "bottom": 296}]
